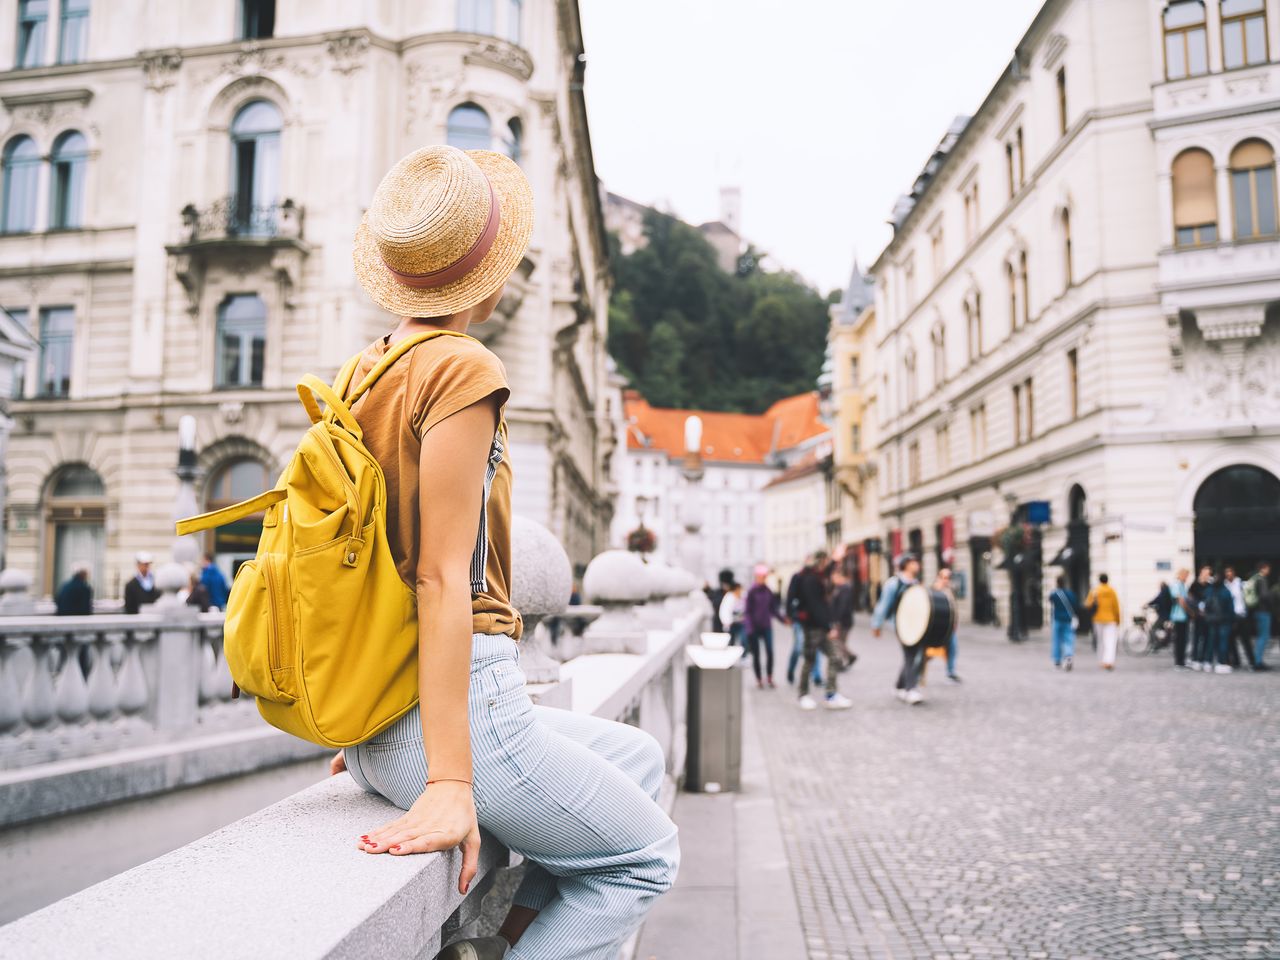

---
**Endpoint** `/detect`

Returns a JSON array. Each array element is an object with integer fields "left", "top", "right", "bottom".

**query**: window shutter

[
  {"left": 1230, "top": 139, "right": 1275, "bottom": 171},
  {"left": 1172, "top": 149, "right": 1217, "bottom": 227}
]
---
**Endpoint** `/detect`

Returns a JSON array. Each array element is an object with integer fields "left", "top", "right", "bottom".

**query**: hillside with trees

[{"left": 606, "top": 208, "right": 832, "bottom": 414}]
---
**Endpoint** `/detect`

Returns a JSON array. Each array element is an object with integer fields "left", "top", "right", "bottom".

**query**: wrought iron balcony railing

[{"left": 178, "top": 196, "right": 302, "bottom": 244}]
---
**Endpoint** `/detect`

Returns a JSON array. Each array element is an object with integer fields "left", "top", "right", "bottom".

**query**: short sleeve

[{"left": 407, "top": 342, "right": 510, "bottom": 438}]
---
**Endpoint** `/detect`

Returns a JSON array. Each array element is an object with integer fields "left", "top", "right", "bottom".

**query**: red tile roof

[
  {"left": 763, "top": 450, "right": 824, "bottom": 489},
  {"left": 624, "top": 390, "right": 828, "bottom": 465}
]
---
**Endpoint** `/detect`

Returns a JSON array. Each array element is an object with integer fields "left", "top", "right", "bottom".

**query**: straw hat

[{"left": 353, "top": 145, "right": 534, "bottom": 317}]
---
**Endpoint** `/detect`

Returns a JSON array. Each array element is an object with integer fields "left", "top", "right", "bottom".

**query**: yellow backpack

[{"left": 177, "top": 330, "right": 481, "bottom": 747}]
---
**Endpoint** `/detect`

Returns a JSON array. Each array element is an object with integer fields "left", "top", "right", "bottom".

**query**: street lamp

[{"left": 172, "top": 415, "right": 201, "bottom": 566}]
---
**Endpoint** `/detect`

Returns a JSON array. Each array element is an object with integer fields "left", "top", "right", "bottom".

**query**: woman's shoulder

[{"left": 408, "top": 334, "right": 507, "bottom": 382}]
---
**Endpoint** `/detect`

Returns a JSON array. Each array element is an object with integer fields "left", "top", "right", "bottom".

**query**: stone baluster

[
  {"left": 87, "top": 632, "right": 123, "bottom": 720},
  {"left": 509, "top": 516, "right": 573, "bottom": 686},
  {"left": 0, "top": 569, "right": 37, "bottom": 616},
  {"left": 54, "top": 633, "right": 91, "bottom": 724},
  {"left": 150, "top": 563, "right": 201, "bottom": 729},
  {"left": 23, "top": 635, "right": 58, "bottom": 728},
  {"left": 198, "top": 630, "right": 223, "bottom": 705},
  {"left": 581, "top": 551, "right": 653, "bottom": 655},
  {"left": 117, "top": 630, "right": 151, "bottom": 717},
  {"left": 0, "top": 634, "right": 28, "bottom": 732}
]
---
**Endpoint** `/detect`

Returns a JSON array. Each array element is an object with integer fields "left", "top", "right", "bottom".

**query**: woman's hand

[
  {"left": 358, "top": 781, "right": 481, "bottom": 894},
  {"left": 329, "top": 750, "right": 346, "bottom": 776}
]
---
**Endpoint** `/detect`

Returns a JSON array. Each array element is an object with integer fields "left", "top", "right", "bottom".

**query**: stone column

[
  {"left": 149, "top": 563, "right": 200, "bottom": 731},
  {"left": 509, "top": 515, "right": 572, "bottom": 687},
  {"left": 581, "top": 550, "right": 652, "bottom": 654}
]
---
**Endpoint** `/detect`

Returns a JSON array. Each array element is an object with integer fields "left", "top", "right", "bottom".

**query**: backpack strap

[
  {"left": 298, "top": 375, "right": 363, "bottom": 437},
  {"left": 177, "top": 489, "right": 286, "bottom": 536},
  {"left": 344, "top": 329, "right": 476, "bottom": 408}
]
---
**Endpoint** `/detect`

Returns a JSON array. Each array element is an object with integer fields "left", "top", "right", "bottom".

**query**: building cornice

[{"left": 1148, "top": 95, "right": 1280, "bottom": 131}]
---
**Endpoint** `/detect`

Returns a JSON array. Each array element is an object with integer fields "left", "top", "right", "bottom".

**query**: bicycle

[{"left": 1121, "top": 607, "right": 1173, "bottom": 657}]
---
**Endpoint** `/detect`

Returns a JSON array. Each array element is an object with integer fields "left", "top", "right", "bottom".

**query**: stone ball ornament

[
  {"left": 582, "top": 549, "right": 652, "bottom": 605},
  {"left": 510, "top": 515, "right": 573, "bottom": 618}
]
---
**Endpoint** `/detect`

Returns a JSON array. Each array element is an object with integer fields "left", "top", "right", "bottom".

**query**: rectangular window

[
  {"left": 1062, "top": 209, "right": 1073, "bottom": 289},
  {"left": 505, "top": 0, "right": 522, "bottom": 43},
  {"left": 908, "top": 441, "right": 921, "bottom": 487},
  {"left": 1016, "top": 128, "right": 1026, "bottom": 188},
  {"left": 935, "top": 425, "right": 950, "bottom": 475},
  {"left": 930, "top": 222, "right": 945, "bottom": 281},
  {"left": 7, "top": 307, "right": 28, "bottom": 398},
  {"left": 1067, "top": 348, "right": 1079, "bottom": 420},
  {"left": 849, "top": 355, "right": 859, "bottom": 389},
  {"left": 851, "top": 423, "right": 861, "bottom": 454},
  {"left": 17, "top": 0, "right": 47, "bottom": 68},
  {"left": 1020, "top": 251, "right": 1030, "bottom": 326},
  {"left": 1233, "top": 163, "right": 1278, "bottom": 239},
  {"left": 1012, "top": 383, "right": 1022, "bottom": 445},
  {"left": 38, "top": 306, "right": 73, "bottom": 398},
  {"left": 239, "top": 0, "right": 274, "bottom": 40},
  {"left": 963, "top": 179, "right": 980, "bottom": 243},
  {"left": 1057, "top": 67, "right": 1068, "bottom": 136},
  {"left": 458, "top": 0, "right": 495, "bottom": 34},
  {"left": 1222, "top": 0, "right": 1268, "bottom": 70},
  {"left": 1006, "top": 142, "right": 1016, "bottom": 199},
  {"left": 1025, "top": 377, "right": 1034, "bottom": 439},
  {"left": 970, "top": 404, "right": 987, "bottom": 460},
  {"left": 57, "top": 0, "right": 88, "bottom": 64},
  {"left": 903, "top": 254, "right": 917, "bottom": 307},
  {"left": 1164, "top": 1, "right": 1209, "bottom": 80}
]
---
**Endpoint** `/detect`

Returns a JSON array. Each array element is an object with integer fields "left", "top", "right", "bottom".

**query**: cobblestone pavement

[{"left": 751, "top": 623, "right": 1280, "bottom": 960}]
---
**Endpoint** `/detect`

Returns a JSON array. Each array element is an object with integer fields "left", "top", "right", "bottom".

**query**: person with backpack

[
  {"left": 183, "top": 146, "right": 679, "bottom": 960},
  {"left": 871, "top": 554, "right": 925, "bottom": 704},
  {"left": 1198, "top": 570, "right": 1235, "bottom": 673},
  {"left": 1049, "top": 575, "right": 1080, "bottom": 671},
  {"left": 1085, "top": 573, "right": 1121, "bottom": 670},
  {"left": 1247, "top": 562, "right": 1273, "bottom": 670}
]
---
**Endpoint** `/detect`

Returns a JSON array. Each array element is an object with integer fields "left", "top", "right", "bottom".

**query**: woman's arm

[{"left": 359, "top": 395, "right": 500, "bottom": 895}]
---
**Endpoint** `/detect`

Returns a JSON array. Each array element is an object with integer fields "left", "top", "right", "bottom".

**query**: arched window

[
  {"left": 1018, "top": 251, "right": 1030, "bottom": 326},
  {"left": 2, "top": 136, "right": 40, "bottom": 234},
  {"left": 965, "top": 295, "right": 982, "bottom": 361},
  {"left": 216, "top": 294, "right": 266, "bottom": 388},
  {"left": 903, "top": 347, "right": 918, "bottom": 407},
  {"left": 501, "top": 117, "right": 523, "bottom": 164},
  {"left": 1006, "top": 261, "right": 1018, "bottom": 331},
  {"left": 1163, "top": 2, "right": 1208, "bottom": 80},
  {"left": 1230, "top": 139, "right": 1277, "bottom": 240},
  {"left": 1222, "top": 0, "right": 1268, "bottom": 70},
  {"left": 1193, "top": 464, "right": 1280, "bottom": 564},
  {"left": 45, "top": 463, "right": 106, "bottom": 596},
  {"left": 230, "top": 100, "right": 282, "bottom": 236},
  {"left": 206, "top": 459, "right": 269, "bottom": 575},
  {"left": 1172, "top": 148, "right": 1218, "bottom": 247},
  {"left": 457, "top": 0, "right": 494, "bottom": 34},
  {"left": 447, "top": 104, "right": 491, "bottom": 151},
  {"left": 49, "top": 131, "right": 87, "bottom": 229},
  {"left": 1061, "top": 208, "right": 1073, "bottom": 289}
]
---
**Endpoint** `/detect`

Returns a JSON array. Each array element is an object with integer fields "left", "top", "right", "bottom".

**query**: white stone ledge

[{"left": 0, "top": 776, "right": 510, "bottom": 960}]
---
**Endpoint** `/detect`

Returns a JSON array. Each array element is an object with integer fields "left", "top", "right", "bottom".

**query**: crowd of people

[{"left": 54, "top": 551, "right": 231, "bottom": 616}]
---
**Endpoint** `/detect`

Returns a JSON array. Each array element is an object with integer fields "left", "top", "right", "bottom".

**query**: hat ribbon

[{"left": 382, "top": 177, "right": 502, "bottom": 289}]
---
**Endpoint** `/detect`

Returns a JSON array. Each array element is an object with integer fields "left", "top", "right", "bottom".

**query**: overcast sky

[{"left": 578, "top": 0, "right": 1044, "bottom": 295}]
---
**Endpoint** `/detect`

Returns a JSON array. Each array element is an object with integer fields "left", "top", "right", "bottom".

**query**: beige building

[
  {"left": 0, "top": 0, "right": 616, "bottom": 597},
  {"left": 871, "top": 0, "right": 1280, "bottom": 629},
  {"left": 826, "top": 263, "right": 884, "bottom": 606}
]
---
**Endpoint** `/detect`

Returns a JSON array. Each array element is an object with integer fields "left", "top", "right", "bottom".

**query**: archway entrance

[
  {"left": 204, "top": 459, "right": 269, "bottom": 579},
  {"left": 1193, "top": 464, "right": 1280, "bottom": 574},
  {"left": 43, "top": 464, "right": 106, "bottom": 596}
]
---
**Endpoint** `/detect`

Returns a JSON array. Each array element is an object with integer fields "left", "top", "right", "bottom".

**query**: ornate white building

[
  {"left": 871, "top": 0, "right": 1280, "bottom": 628},
  {"left": 0, "top": 0, "right": 616, "bottom": 597}
]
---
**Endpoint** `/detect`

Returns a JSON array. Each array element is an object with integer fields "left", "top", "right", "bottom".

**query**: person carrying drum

[{"left": 871, "top": 554, "right": 926, "bottom": 705}]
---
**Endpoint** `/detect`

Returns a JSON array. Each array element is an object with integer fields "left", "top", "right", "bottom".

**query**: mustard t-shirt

[{"left": 347, "top": 334, "right": 522, "bottom": 639}]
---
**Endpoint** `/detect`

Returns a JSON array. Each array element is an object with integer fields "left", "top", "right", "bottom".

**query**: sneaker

[
  {"left": 1214, "top": 664, "right": 1232, "bottom": 674},
  {"left": 904, "top": 688, "right": 924, "bottom": 706},
  {"left": 756, "top": 678, "right": 764, "bottom": 689},
  {"left": 766, "top": 676, "right": 776, "bottom": 688},
  {"left": 435, "top": 936, "right": 510, "bottom": 960},
  {"left": 798, "top": 695, "right": 817, "bottom": 710},
  {"left": 824, "top": 692, "right": 853, "bottom": 710},
  {"left": 946, "top": 674, "right": 962, "bottom": 684},
  {"left": 1191, "top": 661, "right": 1204, "bottom": 672},
  {"left": 1064, "top": 656, "right": 1073, "bottom": 672},
  {"left": 895, "top": 689, "right": 908, "bottom": 702},
  {"left": 1255, "top": 663, "right": 1270, "bottom": 672}
]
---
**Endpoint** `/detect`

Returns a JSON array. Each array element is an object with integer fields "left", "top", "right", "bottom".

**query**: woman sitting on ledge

[{"left": 330, "top": 145, "right": 679, "bottom": 960}]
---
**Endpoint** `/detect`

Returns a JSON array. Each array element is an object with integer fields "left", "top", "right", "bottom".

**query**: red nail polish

[
  {"left": 360, "top": 835, "right": 369, "bottom": 841},
  {"left": 390, "top": 845, "right": 401, "bottom": 852}
]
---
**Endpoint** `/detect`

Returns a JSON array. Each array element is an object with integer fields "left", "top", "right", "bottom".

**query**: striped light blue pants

[{"left": 345, "top": 633, "right": 680, "bottom": 960}]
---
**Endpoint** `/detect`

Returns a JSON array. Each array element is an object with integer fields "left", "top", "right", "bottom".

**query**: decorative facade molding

[
  {"left": 326, "top": 33, "right": 371, "bottom": 76},
  {"left": 464, "top": 39, "right": 534, "bottom": 82},
  {"left": 140, "top": 50, "right": 183, "bottom": 92}
]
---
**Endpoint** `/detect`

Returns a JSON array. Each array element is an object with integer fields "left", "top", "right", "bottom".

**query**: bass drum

[{"left": 896, "top": 585, "right": 957, "bottom": 649}]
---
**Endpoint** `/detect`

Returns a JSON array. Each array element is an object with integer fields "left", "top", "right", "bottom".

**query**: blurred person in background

[
  {"left": 55, "top": 562, "right": 93, "bottom": 616},
  {"left": 871, "top": 555, "right": 925, "bottom": 705},
  {"left": 1198, "top": 570, "right": 1235, "bottom": 674},
  {"left": 123, "top": 551, "right": 159, "bottom": 614},
  {"left": 1223, "top": 567, "right": 1256, "bottom": 670},
  {"left": 1169, "top": 568, "right": 1193, "bottom": 670},
  {"left": 705, "top": 567, "right": 735, "bottom": 633},
  {"left": 830, "top": 564, "right": 857, "bottom": 672},
  {"left": 743, "top": 564, "right": 782, "bottom": 688},
  {"left": 1049, "top": 575, "right": 1081, "bottom": 671},
  {"left": 1085, "top": 573, "right": 1120, "bottom": 671},
  {"left": 792, "top": 549, "right": 850, "bottom": 710},
  {"left": 786, "top": 554, "right": 824, "bottom": 688},
  {"left": 718, "top": 579, "right": 745, "bottom": 651},
  {"left": 200, "top": 553, "right": 230, "bottom": 611},
  {"left": 933, "top": 567, "right": 961, "bottom": 683},
  {"left": 1189, "top": 565, "right": 1214, "bottom": 670},
  {"left": 1247, "top": 562, "right": 1273, "bottom": 670},
  {"left": 186, "top": 566, "right": 212, "bottom": 613}
]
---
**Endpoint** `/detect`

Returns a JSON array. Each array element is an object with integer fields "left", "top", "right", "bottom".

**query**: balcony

[
  {"left": 1157, "top": 235, "right": 1280, "bottom": 317},
  {"left": 177, "top": 196, "right": 304, "bottom": 246}
]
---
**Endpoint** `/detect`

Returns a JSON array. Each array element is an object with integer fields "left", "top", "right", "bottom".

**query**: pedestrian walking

[
  {"left": 718, "top": 579, "right": 746, "bottom": 651},
  {"left": 1084, "top": 573, "right": 1120, "bottom": 670},
  {"left": 743, "top": 565, "right": 782, "bottom": 688},
  {"left": 933, "top": 567, "right": 960, "bottom": 683},
  {"left": 785, "top": 557, "right": 824, "bottom": 687},
  {"left": 200, "top": 553, "right": 230, "bottom": 611},
  {"left": 1247, "top": 562, "right": 1274, "bottom": 669},
  {"left": 830, "top": 565, "right": 857, "bottom": 672},
  {"left": 705, "top": 568, "right": 734, "bottom": 633},
  {"left": 1169, "top": 567, "right": 1193, "bottom": 669},
  {"left": 329, "top": 145, "right": 676, "bottom": 959},
  {"left": 186, "top": 568, "right": 213, "bottom": 613},
  {"left": 791, "top": 549, "right": 851, "bottom": 711},
  {"left": 123, "top": 551, "right": 159, "bottom": 614},
  {"left": 55, "top": 563, "right": 93, "bottom": 616},
  {"left": 1223, "top": 567, "right": 1257, "bottom": 670},
  {"left": 1049, "top": 575, "right": 1080, "bottom": 671},
  {"left": 1189, "top": 565, "right": 1214, "bottom": 669},
  {"left": 871, "top": 554, "right": 925, "bottom": 705},
  {"left": 1198, "top": 571, "right": 1235, "bottom": 673}
]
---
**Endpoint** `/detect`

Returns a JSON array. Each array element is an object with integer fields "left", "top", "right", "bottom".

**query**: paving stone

[{"left": 750, "top": 623, "right": 1280, "bottom": 960}]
